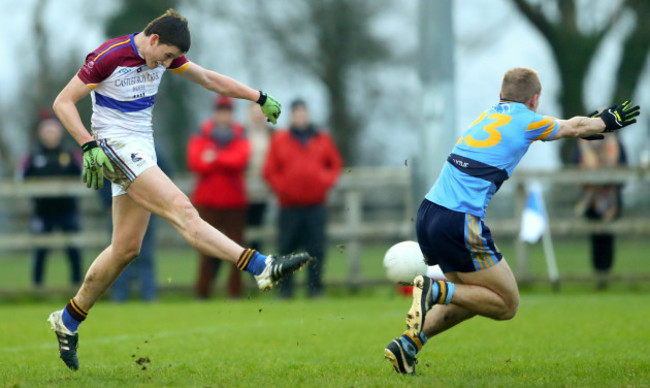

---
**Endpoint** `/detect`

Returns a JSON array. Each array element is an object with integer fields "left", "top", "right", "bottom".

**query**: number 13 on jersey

[{"left": 457, "top": 112, "right": 512, "bottom": 148}]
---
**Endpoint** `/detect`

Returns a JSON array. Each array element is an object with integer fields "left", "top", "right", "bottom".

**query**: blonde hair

[{"left": 500, "top": 67, "right": 541, "bottom": 103}]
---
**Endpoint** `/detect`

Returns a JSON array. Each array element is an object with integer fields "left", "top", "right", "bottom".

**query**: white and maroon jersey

[{"left": 77, "top": 33, "right": 190, "bottom": 135}]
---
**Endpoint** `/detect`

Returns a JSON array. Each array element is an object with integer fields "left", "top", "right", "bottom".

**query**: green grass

[
  {"left": 1, "top": 236, "right": 649, "bottom": 292},
  {"left": 1, "top": 293, "right": 649, "bottom": 387}
]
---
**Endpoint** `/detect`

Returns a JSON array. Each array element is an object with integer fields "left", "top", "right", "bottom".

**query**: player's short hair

[
  {"left": 144, "top": 8, "right": 191, "bottom": 53},
  {"left": 500, "top": 67, "right": 541, "bottom": 103}
]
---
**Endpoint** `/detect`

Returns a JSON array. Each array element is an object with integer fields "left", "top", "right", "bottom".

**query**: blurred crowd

[{"left": 21, "top": 97, "right": 342, "bottom": 300}]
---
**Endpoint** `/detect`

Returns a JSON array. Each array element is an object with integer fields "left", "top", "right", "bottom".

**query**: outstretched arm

[
  {"left": 177, "top": 62, "right": 282, "bottom": 124},
  {"left": 552, "top": 101, "right": 640, "bottom": 140},
  {"left": 177, "top": 62, "right": 260, "bottom": 101},
  {"left": 552, "top": 116, "right": 606, "bottom": 140}
]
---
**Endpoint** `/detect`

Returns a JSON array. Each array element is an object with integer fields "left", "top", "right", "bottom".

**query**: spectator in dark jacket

[
  {"left": 263, "top": 99, "right": 343, "bottom": 298},
  {"left": 17, "top": 116, "right": 83, "bottom": 287},
  {"left": 187, "top": 95, "right": 251, "bottom": 299},
  {"left": 574, "top": 135, "right": 627, "bottom": 290}
]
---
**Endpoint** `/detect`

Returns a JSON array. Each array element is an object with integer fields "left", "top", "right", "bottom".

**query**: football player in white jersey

[{"left": 48, "top": 9, "right": 312, "bottom": 370}]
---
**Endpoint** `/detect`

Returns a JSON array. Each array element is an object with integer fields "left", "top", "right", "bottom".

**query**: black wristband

[
  {"left": 256, "top": 90, "right": 267, "bottom": 106},
  {"left": 81, "top": 140, "right": 98, "bottom": 152},
  {"left": 599, "top": 112, "right": 618, "bottom": 132}
]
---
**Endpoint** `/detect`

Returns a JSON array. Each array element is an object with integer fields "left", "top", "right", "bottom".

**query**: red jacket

[
  {"left": 187, "top": 120, "right": 250, "bottom": 208},
  {"left": 263, "top": 129, "right": 343, "bottom": 207}
]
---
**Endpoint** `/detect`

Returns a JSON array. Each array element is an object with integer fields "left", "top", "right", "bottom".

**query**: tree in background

[
  {"left": 105, "top": 0, "right": 194, "bottom": 169},
  {"left": 511, "top": 0, "right": 650, "bottom": 163},
  {"left": 0, "top": 0, "right": 89, "bottom": 174},
  {"left": 209, "top": 0, "right": 393, "bottom": 165}
]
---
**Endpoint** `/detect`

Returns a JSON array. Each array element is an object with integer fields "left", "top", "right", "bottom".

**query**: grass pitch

[{"left": 1, "top": 291, "right": 649, "bottom": 387}]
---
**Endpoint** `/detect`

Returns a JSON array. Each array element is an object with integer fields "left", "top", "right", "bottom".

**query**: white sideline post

[{"left": 540, "top": 196, "right": 560, "bottom": 291}]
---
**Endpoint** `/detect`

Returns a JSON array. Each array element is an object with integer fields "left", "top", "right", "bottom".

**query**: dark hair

[
  {"left": 290, "top": 98, "right": 307, "bottom": 111},
  {"left": 143, "top": 8, "right": 191, "bottom": 53}
]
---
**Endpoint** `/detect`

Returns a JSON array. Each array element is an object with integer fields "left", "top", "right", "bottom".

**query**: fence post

[
  {"left": 514, "top": 181, "right": 530, "bottom": 282},
  {"left": 345, "top": 190, "right": 362, "bottom": 292}
]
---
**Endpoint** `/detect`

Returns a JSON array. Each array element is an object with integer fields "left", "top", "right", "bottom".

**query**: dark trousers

[
  {"left": 591, "top": 234, "right": 614, "bottom": 271},
  {"left": 111, "top": 215, "right": 158, "bottom": 302},
  {"left": 277, "top": 205, "right": 327, "bottom": 298},
  {"left": 31, "top": 213, "right": 82, "bottom": 286},
  {"left": 195, "top": 206, "right": 247, "bottom": 299},
  {"left": 247, "top": 202, "right": 267, "bottom": 253}
]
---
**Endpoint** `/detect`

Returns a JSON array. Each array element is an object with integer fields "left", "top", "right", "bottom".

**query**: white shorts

[{"left": 96, "top": 132, "right": 157, "bottom": 197}]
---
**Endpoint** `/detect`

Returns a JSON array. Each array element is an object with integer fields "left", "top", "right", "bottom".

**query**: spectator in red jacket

[
  {"left": 187, "top": 95, "right": 251, "bottom": 299},
  {"left": 263, "top": 99, "right": 343, "bottom": 298}
]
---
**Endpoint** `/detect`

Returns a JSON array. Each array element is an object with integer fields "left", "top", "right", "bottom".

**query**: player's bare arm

[
  {"left": 178, "top": 62, "right": 260, "bottom": 101},
  {"left": 552, "top": 116, "right": 606, "bottom": 139},
  {"left": 551, "top": 101, "right": 640, "bottom": 140},
  {"left": 178, "top": 62, "right": 282, "bottom": 124},
  {"left": 52, "top": 76, "right": 94, "bottom": 146}
]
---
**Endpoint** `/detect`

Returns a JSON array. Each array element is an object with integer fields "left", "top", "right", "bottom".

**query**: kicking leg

[{"left": 126, "top": 166, "right": 311, "bottom": 289}]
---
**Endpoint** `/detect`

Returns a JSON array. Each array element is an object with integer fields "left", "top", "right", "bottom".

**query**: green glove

[
  {"left": 581, "top": 110, "right": 604, "bottom": 141},
  {"left": 257, "top": 91, "right": 281, "bottom": 124},
  {"left": 598, "top": 100, "right": 640, "bottom": 132},
  {"left": 81, "top": 140, "right": 114, "bottom": 190}
]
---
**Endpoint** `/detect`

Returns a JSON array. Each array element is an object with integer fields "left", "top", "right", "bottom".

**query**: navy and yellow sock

[
  {"left": 431, "top": 279, "right": 455, "bottom": 305},
  {"left": 236, "top": 249, "right": 267, "bottom": 276},
  {"left": 399, "top": 330, "right": 428, "bottom": 357},
  {"left": 62, "top": 298, "right": 87, "bottom": 332}
]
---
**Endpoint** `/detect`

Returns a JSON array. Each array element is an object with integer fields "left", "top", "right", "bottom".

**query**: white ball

[{"left": 383, "top": 241, "right": 428, "bottom": 285}]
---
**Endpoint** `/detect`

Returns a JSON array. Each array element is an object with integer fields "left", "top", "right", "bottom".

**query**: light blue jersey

[{"left": 427, "top": 101, "right": 558, "bottom": 218}]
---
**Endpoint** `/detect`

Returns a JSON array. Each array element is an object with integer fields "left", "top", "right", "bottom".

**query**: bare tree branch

[{"left": 511, "top": 0, "right": 555, "bottom": 42}]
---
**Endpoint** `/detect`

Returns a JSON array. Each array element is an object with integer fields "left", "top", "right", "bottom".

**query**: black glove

[
  {"left": 598, "top": 100, "right": 640, "bottom": 132},
  {"left": 580, "top": 110, "right": 604, "bottom": 141}
]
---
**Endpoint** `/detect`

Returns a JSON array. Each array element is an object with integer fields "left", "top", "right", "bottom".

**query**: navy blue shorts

[{"left": 416, "top": 199, "right": 503, "bottom": 273}]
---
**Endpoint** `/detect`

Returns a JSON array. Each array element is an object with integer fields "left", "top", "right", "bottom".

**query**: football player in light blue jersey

[{"left": 384, "top": 67, "right": 640, "bottom": 375}]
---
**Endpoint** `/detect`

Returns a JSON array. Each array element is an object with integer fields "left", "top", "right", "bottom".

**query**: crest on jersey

[{"left": 131, "top": 153, "right": 142, "bottom": 162}]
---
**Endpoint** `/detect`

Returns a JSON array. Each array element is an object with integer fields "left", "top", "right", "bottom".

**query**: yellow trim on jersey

[
  {"left": 526, "top": 117, "right": 553, "bottom": 131},
  {"left": 170, "top": 61, "right": 190, "bottom": 74},
  {"left": 88, "top": 84, "right": 98, "bottom": 90},
  {"left": 527, "top": 117, "right": 556, "bottom": 141},
  {"left": 93, "top": 39, "right": 131, "bottom": 62},
  {"left": 535, "top": 121, "right": 556, "bottom": 141}
]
